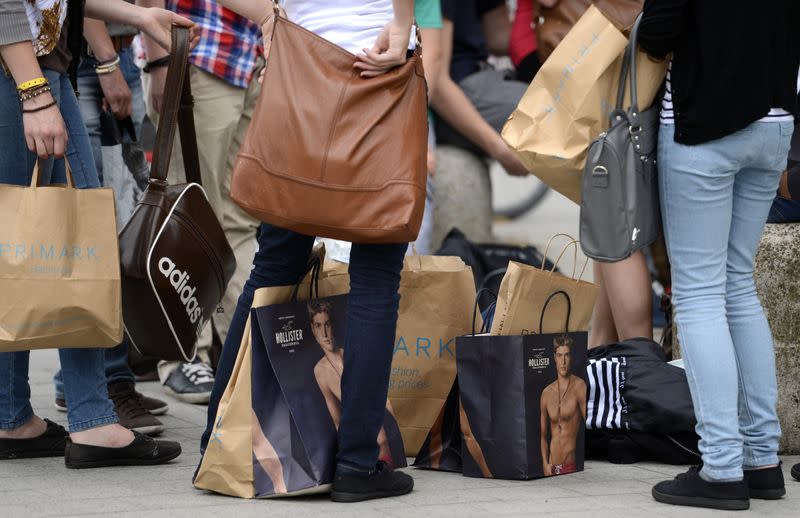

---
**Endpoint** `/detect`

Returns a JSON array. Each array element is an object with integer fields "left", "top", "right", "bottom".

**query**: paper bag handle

[
  {"left": 471, "top": 287, "right": 497, "bottom": 336},
  {"left": 539, "top": 290, "right": 572, "bottom": 334},
  {"left": 30, "top": 159, "right": 75, "bottom": 188},
  {"left": 547, "top": 239, "right": 590, "bottom": 282},
  {"left": 291, "top": 255, "right": 322, "bottom": 302}
]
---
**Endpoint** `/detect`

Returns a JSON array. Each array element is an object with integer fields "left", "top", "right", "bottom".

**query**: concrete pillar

[
  {"left": 430, "top": 145, "right": 493, "bottom": 251},
  {"left": 672, "top": 223, "right": 800, "bottom": 454}
]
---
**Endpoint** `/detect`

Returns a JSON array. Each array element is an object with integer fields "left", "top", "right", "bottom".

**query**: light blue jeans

[
  {"left": 658, "top": 121, "right": 793, "bottom": 480},
  {"left": 0, "top": 68, "right": 118, "bottom": 433}
]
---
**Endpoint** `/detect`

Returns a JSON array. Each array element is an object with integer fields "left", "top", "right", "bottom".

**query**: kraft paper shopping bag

[
  {"left": 501, "top": 5, "right": 667, "bottom": 203},
  {"left": 0, "top": 162, "right": 121, "bottom": 351}
]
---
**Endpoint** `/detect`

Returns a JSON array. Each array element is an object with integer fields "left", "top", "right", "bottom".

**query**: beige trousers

[{"left": 145, "top": 60, "right": 263, "bottom": 380}]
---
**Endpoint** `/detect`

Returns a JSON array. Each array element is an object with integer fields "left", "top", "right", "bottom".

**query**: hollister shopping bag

[
  {"left": 0, "top": 162, "right": 122, "bottom": 351},
  {"left": 458, "top": 291, "right": 589, "bottom": 479},
  {"left": 250, "top": 293, "right": 406, "bottom": 497},
  {"left": 390, "top": 255, "right": 476, "bottom": 456},
  {"left": 501, "top": 5, "right": 666, "bottom": 203},
  {"left": 491, "top": 235, "right": 598, "bottom": 336},
  {"left": 195, "top": 256, "right": 350, "bottom": 498}
]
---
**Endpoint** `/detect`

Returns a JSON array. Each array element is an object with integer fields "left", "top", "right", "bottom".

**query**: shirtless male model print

[
  {"left": 540, "top": 334, "right": 586, "bottom": 476},
  {"left": 309, "top": 300, "right": 395, "bottom": 465}
]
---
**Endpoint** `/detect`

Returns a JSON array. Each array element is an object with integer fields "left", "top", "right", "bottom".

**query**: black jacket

[{"left": 639, "top": 0, "right": 800, "bottom": 145}]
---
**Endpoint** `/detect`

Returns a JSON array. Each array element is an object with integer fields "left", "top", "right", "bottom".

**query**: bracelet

[
  {"left": 95, "top": 55, "right": 121, "bottom": 75},
  {"left": 22, "top": 100, "right": 57, "bottom": 113},
  {"left": 19, "top": 85, "right": 51, "bottom": 102},
  {"left": 17, "top": 77, "right": 48, "bottom": 92},
  {"left": 96, "top": 64, "right": 118, "bottom": 75},
  {"left": 143, "top": 56, "right": 170, "bottom": 73}
]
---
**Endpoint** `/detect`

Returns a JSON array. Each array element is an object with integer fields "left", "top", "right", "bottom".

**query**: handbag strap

[
  {"left": 149, "top": 26, "right": 202, "bottom": 186},
  {"left": 614, "top": 13, "right": 644, "bottom": 119}
]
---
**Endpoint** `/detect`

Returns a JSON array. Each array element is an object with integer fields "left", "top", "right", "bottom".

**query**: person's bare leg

[
  {"left": 70, "top": 424, "right": 135, "bottom": 447},
  {"left": 600, "top": 251, "right": 653, "bottom": 341},
  {"left": 0, "top": 415, "right": 47, "bottom": 439},
  {"left": 459, "top": 402, "right": 492, "bottom": 478},
  {"left": 589, "top": 263, "right": 620, "bottom": 348},
  {"left": 0, "top": 415, "right": 135, "bottom": 447}
]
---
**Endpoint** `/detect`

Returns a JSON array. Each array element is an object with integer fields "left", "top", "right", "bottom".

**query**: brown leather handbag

[
  {"left": 536, "top": 0, "right": 642, "bottom": 62},
  {"left": 118, "top": 27, "right": 236, "bottom": 362},
  {"left": 230, "top": 6, "right": 428, "bottom": 244}
]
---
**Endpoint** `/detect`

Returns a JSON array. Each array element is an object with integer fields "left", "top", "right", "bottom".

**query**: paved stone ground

[{"left": 1, "top": 348, "right": 797, "bottom": 518}]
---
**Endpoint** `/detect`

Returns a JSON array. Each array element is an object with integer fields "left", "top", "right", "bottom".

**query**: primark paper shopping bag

[
  {"left": 457, "top": 291, "right": 589, "bottom": 479},
  {"left": 390, "top": 255, "right": 476, "bottom": 456},
  {"left": 491, "top": 235, "right": 598, "bottom": 337},
  {"left": 0, "top": 162, "right": 122, "bottom": 351},
  {"left": 501, "top": 5, "right": 666, "bottom": 203}
]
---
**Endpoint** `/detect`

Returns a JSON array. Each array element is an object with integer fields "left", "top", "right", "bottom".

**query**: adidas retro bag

[{"left": 119, "top": 27, "right": 236, "bottom": 361}]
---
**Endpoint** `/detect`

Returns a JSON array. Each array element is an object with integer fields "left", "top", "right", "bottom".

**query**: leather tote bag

[
  {"left": 579, "top": 14, "right": 662, "bottom": 262},
  {"left": 119, "top": 27, "right": 236, "bottom": 362},
  {"left": 230, "top": 4, "right": 428, "bottom": 244}
]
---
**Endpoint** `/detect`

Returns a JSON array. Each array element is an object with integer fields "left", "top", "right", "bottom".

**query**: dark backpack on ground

[
  {"left": 436, "top": 228, "right": 556, "bottom": 309},
  {"left": 585, "top": 338, "right": 700, "bottom": 465}
]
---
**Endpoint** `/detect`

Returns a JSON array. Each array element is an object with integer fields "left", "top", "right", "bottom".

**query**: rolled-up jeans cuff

[
  {"left": 0, "top": 408, "right": 34, "bottom": 430},
  {"left": 68, "top": 415, "right": 118, "bottom": 433}
]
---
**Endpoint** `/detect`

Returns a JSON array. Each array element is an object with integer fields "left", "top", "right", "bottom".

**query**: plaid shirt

[{"left": 168, "top": 0, "right": 262, "bottom": 88}]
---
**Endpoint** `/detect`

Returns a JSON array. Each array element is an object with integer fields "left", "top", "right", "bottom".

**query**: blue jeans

[
  {"left": 53, "top": 49, "right": 145, "bottom": 401},
  {"left": 200, "top": 224, "right": 406, "bottom": 475},
  {"left": 658, "top": 121, "right": 793, "bottom": 480},
  {"left": 0, "top": 69, "right": 117, "bottom": 433}
]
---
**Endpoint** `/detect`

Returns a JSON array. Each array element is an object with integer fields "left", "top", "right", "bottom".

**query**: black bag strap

[
  {"left": 290, "top": 255, "right": 322, "bottom": 302},
  {"left": 471, "top": 288, "right": 497, "bottom": 336},
  {"left": 149, "top": 26, "right": 202, "bottom": 186},
  {"left": 539, "top": 290, "right": 572, "bottom": 334}
]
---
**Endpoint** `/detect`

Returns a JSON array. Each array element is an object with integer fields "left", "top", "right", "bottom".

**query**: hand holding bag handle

[{"left": 149, "top": 25, "right": 202, "bottom": 186}]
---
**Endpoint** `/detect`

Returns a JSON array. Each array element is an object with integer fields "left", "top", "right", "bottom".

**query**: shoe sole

[
  {"left": 65, "top": 448, "right": 181, "bottom": 469},
  {"left": 652, "top": 487, "right": 749, "bottom": 511},
  {"left": 164, "top": 387, "right": 211, "bottom": 405},
  {"left": 749, "top": 487, "right": 785, "bottom": 500},
  {"left": 331, "top": 484, "right": 413, "bottom": 503},
  {"left": 147, "top": 405, "right": 169, "bottom": 416}
]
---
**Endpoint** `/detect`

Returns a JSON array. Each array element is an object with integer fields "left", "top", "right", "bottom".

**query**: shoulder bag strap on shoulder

[{"left": 149, "top": 26, "right": 202, "bottom": 186}]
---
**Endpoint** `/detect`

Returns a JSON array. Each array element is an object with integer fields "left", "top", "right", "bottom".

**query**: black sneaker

[
  {"left": 744, "top": 463, "right": 785, "bottom": 499},
  {"left": 331, "top": 461, "right": 414, "bottom": 503},
  {"left": 652, "top": 466, "right": 749, "bottom": 511},
  {"left": 65, "top": 432, "right": 181, "bottom": 469},
  {"left": 163, "top": 361, "right": 215, "bottom": 404},
  {"left": 0, "top": 419, "right": 68, "bottom": 460},
  {"left": 56, "top": 390, "right": 168, "bottom": 416},
  {"left": 791, "top": 463, "right": 799, "bottom": 482},
  {"left": 107, "top": 382, "right": 165, "bottom": 436}
]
